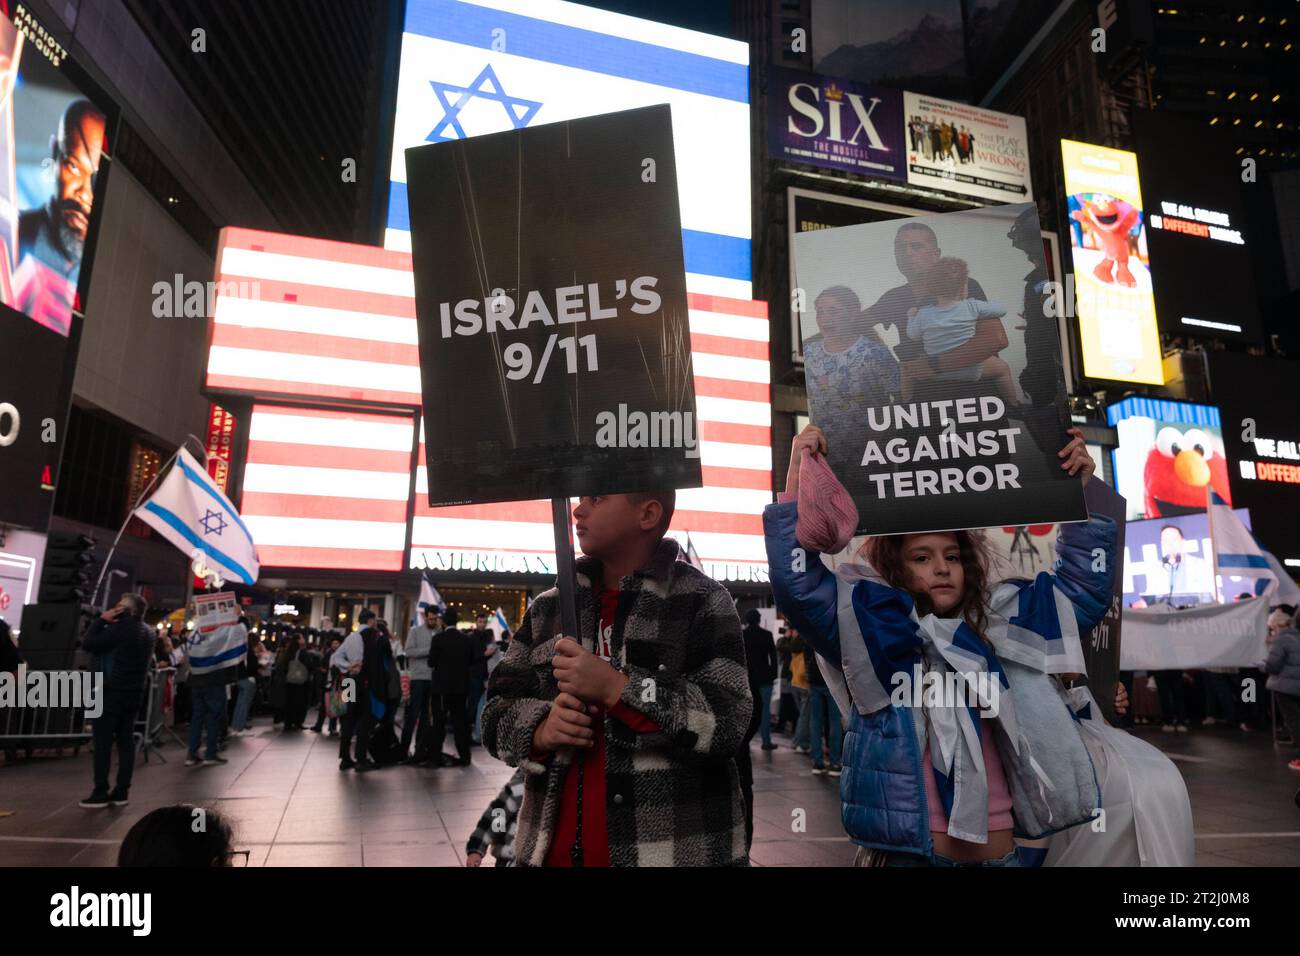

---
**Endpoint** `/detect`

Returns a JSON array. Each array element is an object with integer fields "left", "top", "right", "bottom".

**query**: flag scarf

[
  {"left": 134, "top": 449, "right": 259, "bottom": 585},
  {"left": 185, "top": 623, "right": 248, "bottom": 676}
]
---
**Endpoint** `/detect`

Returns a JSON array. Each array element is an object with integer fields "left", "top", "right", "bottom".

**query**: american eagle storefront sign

[{"left": 792, "top": 203, "right": 1085, "bottom": 535}]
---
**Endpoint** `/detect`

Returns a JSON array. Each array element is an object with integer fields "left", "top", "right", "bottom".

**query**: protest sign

[
  {"left": 193, "top": 591, "right": 239, "bottom": 636},
  {"left": 1121, "top": 597, "right": 1267, "bottom": 670},
  {"left": 404, "top": 104, "right": 701, "bottom": 506},
  {"left": 793, "top": 202, "right": 1085, "bottom": 535},
  {"left": 1081, "top": 478, "right": 1126, "bottom": 723}
]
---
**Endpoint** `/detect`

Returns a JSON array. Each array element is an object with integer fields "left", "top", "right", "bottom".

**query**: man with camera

[{"left": 80, "top": 593, "right": 153, "bottom": 808}]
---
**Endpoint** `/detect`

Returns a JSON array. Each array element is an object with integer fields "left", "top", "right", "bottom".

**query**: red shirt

[{"left": 543, "top": 588, "right": 660, "bottom": 867}]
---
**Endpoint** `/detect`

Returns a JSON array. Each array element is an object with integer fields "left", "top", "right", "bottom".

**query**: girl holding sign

[{"left": 765, "top": 424, "right": 1117, "bottom": 866}]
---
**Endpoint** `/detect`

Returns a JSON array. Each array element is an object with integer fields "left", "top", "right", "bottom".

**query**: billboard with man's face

[{"left": 0, "top": 6, "right": 109, "bottom": 336}]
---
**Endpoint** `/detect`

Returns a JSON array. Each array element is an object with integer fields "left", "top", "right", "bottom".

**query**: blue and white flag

[
  {"left": 1207, "top": 488, "right": 1275, "bottom": 599},
  {"left": 134, "top": 449, "right": 259, "bottom": 585},
  {"left": 386, "top": 0, "right": 752, "bottom": 299},
  {"left": 418, "top": 574, "right": 444, "bottom": 614},
  {"left": 185, "top": 622, "right": 249, "bottom": 677},
  {"left": 494, "top": 606, "right": 509, "bottom": 635}
]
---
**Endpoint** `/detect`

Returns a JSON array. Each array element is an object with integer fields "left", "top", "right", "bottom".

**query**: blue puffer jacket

[{"left": 764, "top": 501, "right": 1116, "bottom": 860}]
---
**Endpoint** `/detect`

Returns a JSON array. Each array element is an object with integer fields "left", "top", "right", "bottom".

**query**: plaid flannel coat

[{"left": 482, "top": 537, "right": 752, "bottom": 867}]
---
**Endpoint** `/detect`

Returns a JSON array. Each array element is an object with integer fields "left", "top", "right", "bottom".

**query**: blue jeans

[
  {"left": 758, "top": 684, "right": 774, "bottom": 746},
  {"left": 857, "top": 847, "right": 1023, "bottom": 867},
  {"left": 808, "top": 685, "right": 843, "bottom": 768},
  {"left": 189, "top": 685, "right": 227, "bottom": 759},
  {"left": 231, "top": 677, "right": 256, "bottom": 731}
]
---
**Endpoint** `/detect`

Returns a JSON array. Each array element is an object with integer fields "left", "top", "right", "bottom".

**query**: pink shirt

[{"left": 922, "top": 719, "right": 1014, "bottom": 834}]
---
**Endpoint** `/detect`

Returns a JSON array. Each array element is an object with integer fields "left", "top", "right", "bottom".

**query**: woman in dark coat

[{"left": 271, "top": 633, "right": 310, "bottom": 730}]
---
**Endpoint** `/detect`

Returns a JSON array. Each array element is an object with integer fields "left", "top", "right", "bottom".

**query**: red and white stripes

[{"left": 206, "top": 228, "right": 772, "bottom": 581}]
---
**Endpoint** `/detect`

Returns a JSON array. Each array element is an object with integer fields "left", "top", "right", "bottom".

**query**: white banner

[
  {"left": 1120, "top": 598, "right": 1268, "bottom": 670},
  {"left": 903, "top": 91, "right": 1032, "bottom": 203}
]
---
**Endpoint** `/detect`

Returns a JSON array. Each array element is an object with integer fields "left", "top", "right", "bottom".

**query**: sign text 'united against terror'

[{"left": 861, "top": 397, "right": 1022, "bottom": 499}]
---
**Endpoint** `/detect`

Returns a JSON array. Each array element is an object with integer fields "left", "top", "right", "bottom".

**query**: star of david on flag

[
  {"left": 133, "top": 448, "right": 260, "bottom": 585},
  {"left": 426, "top": 64, "right": 542, "bottom": 142}
]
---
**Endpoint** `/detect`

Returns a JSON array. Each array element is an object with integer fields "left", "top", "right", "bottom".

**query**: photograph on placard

[{"left": 792, "top": 201, "right": 1084, "bottom": 535}]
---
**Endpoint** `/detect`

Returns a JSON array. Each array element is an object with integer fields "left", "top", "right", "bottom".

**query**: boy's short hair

[{"left": 627, "top": 490, "right": 675, "bottom": 540}]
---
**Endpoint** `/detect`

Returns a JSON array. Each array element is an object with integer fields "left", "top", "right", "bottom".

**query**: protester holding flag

[
  {"left": 766, "top": 424, "right": 1115, "bottom": 866},
  {"left": 400, "top": 606, "right": 438, "bottom": 763},
  {"left": 183, "top": 615, "right": 246, "bottom": 767}
]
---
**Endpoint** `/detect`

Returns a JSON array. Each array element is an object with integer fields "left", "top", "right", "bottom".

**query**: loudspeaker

[{"left": 16, "top": 603, "right": 85, "bottom": 670}]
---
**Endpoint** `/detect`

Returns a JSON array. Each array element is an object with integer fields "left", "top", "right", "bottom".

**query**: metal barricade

[
  {"left": 0, "top": 669, "right": 94, "bottom": 758},
  {"left": 135, "top": 666, "right": 184, "bottom": 763}
]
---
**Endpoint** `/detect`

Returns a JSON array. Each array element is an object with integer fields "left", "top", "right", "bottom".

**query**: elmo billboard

[
  {"left": 1060, "top": 139, "right": 1164, "bottom": 386},
  {"left": 1107, "top": 396, "right": 1231, "bottom": 522}
]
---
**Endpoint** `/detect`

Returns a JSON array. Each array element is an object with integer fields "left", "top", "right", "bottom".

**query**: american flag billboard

[{"left": 205, "top": 228, "right": 773, "bottom": 583}]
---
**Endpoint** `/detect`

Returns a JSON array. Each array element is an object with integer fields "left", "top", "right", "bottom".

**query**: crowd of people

[{"left": 19, "top": 420, "right": 1297, "bottom": 865}]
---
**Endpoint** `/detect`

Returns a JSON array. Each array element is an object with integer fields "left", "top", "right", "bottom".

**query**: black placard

[{"left": 404, "top": 104, "right": 701, "bottom": 505}]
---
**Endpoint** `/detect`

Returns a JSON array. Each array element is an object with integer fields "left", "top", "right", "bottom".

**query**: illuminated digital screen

[
  {"left": 1107, "top": 396, "right": 1230, "bottom": 522},
  {"left": 1060, "top": 139, "right": 1164, "bottom": 386},
  {"left": 1132, "top": 110, "right": 1262, "bottom": 342},
  {"left": 386, "top": 0, "right": 752, "bottom": 300}
]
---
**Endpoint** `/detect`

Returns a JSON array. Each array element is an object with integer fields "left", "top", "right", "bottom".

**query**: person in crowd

[
  {"left": 467, "top": 613, "right": 498, "bottom": 745},
  {"left": 742, "top": 608, "right": 779, "bottom": 751},
  {"left": 385, "top": 618, "right": 406, "bottom": 669},
  {"left": 465, "top": 768, "right": 526, "bottom": 867},
  {"left": 766, "top": 424, "right": 1114, "bottom": 867},
  {"left": 272, "top": 632, "right": 311, "bottom": 731},
  {"left": 311, "top": 637, "right": 342, "bottom": 735},
  {"left": 171, "top": 626, "right": 192, "bottom": 726},
  {"left": 401, "top": 606, "right": 437, "bottom": 763},
  {"left": 1154, "top": 668, "right": 1191, "bottom": 733},
  {"left": 154, "top": 632, "right": 173, "bottom": 666},
  {"left": 1264, "top": 607, "right": 1300, "bottom": 771},
  {"left": 784, "top": 625, "right": 812, "bottom": 752},
  {"left": 429, "top": 608, "right": 474, "bottom": 767},
  {"left": 369, "top": 619, "right": 403, "bottom": 764},
  {"left": 334, "top": 608, "right": 377, "bottom": 772},
  {"left": 804, "top": 640, "right": 843, "bottom": 776},
  {"left": 80, "top": 593, "right": 154, "bottom": 808},
  {"left": 229, "top": 628, "right": 259, "bottom": 737},
  {"left": 118, "top": 805, "right": 244, "bottom": 867},
  {"left": 184, "top": 615, "right": 243, "bottom": 767},
  {"left": 775, "top": 624, "right": 800, "bottom": 734},
  {"left": 483, "top": 491, "right": 751, "bottom": 867}
]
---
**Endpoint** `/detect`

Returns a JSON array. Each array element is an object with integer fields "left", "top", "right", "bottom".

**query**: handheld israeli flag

[
  {"left": 134, "top": 449, "right": 259, "bottom": 585},
  {"left": 494, "top": 606, "right": 509, "bottom": 636},
  {"left": 1207, "top": 489, "right": 1275, "bottom": 600},
  {"left": 683, "top": 532, "right": 705, "bottom": 573},
  {"left": 418, "top": 574, "right": 444, "bottom": 613},
  {"left": 185, "top": 622, "right": 249, "bottom": 677}
]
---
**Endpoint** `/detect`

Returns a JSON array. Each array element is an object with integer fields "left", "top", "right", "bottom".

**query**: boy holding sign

[{"left": 483, "top": 492, "right": 752, "bottom": 867}]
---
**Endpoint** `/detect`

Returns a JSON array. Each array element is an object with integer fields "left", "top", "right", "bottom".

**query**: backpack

[{"left": 287, "top": 657, "right": 309, "bottom": 685}]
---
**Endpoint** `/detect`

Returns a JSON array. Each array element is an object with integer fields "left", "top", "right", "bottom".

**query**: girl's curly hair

[{"left": 860, "top": 530, "right": 993, "bottom": 642}]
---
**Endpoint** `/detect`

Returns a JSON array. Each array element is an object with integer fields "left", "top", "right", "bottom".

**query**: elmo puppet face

[
  {"left": 1142, "top": 426, "right": 1233, "bottom": 517},
  {"left": 1085, "top": 196, "right": 1125, "bottom": 231}
]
